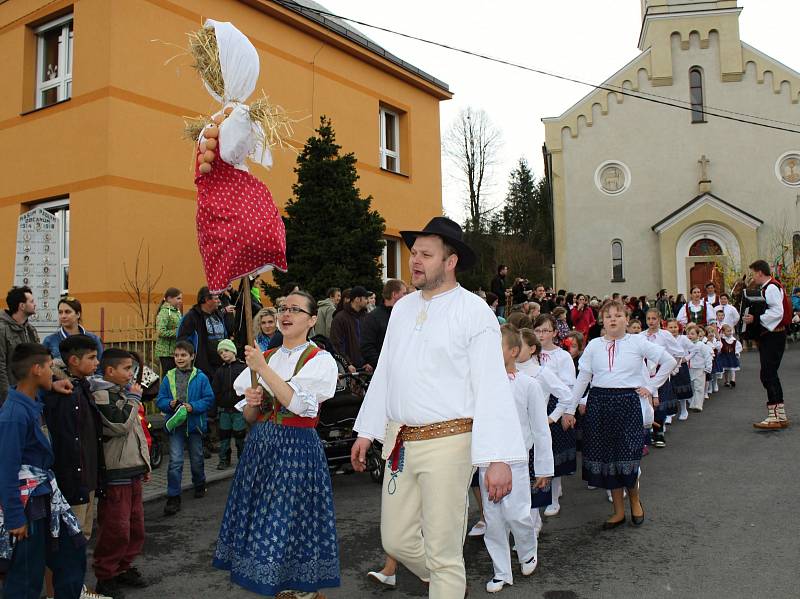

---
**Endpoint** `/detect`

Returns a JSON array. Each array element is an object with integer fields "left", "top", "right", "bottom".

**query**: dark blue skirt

[
  {"left": 582, "top": 387, "right": 642, "bottom": 490},
  {"left": 712, "top": 354, "right": 723, "bottom": 375},
  {"left": 213, "top": 421, "right": 340, "bottom": 595},
  {"left": 671, "top": 363, "right": 693, "bottom": 400},
  {"left": 718, "top": 352, "right": 740, "bottom": 370},
  {"left": 655, "top": 377, "right": 678, "bottom": 418},
  {"left": 528, "top": 446, "right": 553, "bottom": 508},
  {"left": 548, "top": 395, "right": 577, "bottom": 477}
]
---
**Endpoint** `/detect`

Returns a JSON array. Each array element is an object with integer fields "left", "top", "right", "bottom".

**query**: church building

[{"left": 543, "top": 0, "right": 800, "bottom": 296}]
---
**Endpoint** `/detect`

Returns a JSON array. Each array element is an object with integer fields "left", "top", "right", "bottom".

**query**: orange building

[{"left": 0, "top": 0, "right": 451, "bottom": 335}]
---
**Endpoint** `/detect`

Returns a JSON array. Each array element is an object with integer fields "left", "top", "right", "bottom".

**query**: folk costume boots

[{"left": 753, "top": 403, "right": 790, "bottom": 429}]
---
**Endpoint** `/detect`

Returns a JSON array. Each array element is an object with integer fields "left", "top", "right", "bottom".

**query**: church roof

[{"left": 651, "top": 192, "right": 763, "bottom": 233}]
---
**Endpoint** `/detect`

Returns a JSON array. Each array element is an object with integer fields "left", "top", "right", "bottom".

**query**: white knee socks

[{"left": 550, "top": 477, "right": 562, "bottom": 507}]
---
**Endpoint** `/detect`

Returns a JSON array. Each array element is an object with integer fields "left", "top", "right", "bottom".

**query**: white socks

[
  {"left": 551, "top": 477, "right": 562, "bottom": 506},
  {"left": 679, "top": 399, "right": 689, "bottom": 419}
]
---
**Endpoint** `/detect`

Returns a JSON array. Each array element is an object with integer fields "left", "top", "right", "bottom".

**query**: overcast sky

[{"left": 318, "top": 1, "right": 800, "bottom": 222}]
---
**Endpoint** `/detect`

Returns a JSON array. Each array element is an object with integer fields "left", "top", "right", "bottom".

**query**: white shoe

[
  {"left": 665, "top": 415, "right": 673, "bottom": 425},
  {"left": 544, "top": 503, "right": 560, "bottom": 517},
  {"left": 486, "top": 578, "right": 508, "bottom": 593},
  {"left": 678, "top": 410, "right": 689, "bottom": 421},
  {"left": 521, "top": 555, "right": 538, "bottom": 576},
  {"left": 81, "top": 586, "right": 112, "bottom": 599},
  {"left": 367, "top": 571, "right": 396, "bottom": 587},
  {"left": 467, "top": 520, "right": 486, "bottom": 536},
  {"left": 587, "top": 485, "right": 597, "bottom": 490}
]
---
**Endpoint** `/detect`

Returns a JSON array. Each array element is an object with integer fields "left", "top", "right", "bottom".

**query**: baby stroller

[{"left": 312, "top": 335, "right": 384, "bottom": 483}]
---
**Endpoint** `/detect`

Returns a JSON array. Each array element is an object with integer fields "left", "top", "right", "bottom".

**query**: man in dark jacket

[
  {"left": 330, "top": 285, "right": 370, "bottom": 371},
  {"left": 361, "top": 280, "right": 407, "bottom": 368},
  {"left": 0, "top": 285, "right": 40, "bottom": 404},
  {"left": 177, "top": 287, "right": 234, "bottom": 380},
  {"left": 490, "top": 265, "right": 508, "bottom": 317}
]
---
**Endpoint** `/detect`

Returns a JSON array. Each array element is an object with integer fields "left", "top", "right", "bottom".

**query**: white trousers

[
  {"left": 479, "top": 462, "right": 537, "bottom": 585},
  {"left": 689, "top": 368, "right": 706, "bottom": 410},
  {"left": 380, "top": 430, "right": 474, "bottom": 599}
]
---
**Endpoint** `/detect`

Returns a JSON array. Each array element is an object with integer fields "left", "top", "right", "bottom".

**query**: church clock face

[
  {"left": 595, "top": 161, "right": 631, "bottom": 196},
  {"left": 776, "top": 152, "right": 800, "bottom": 187}
]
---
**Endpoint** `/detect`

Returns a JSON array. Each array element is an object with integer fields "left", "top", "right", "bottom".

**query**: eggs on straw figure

[{"left": 180, "top": 19, "right": 292, "bottom": 294}]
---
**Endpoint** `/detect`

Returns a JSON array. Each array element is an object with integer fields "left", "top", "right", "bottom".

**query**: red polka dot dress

[{"left": 195, "top": 139, "right": 287, "bottom": 293}]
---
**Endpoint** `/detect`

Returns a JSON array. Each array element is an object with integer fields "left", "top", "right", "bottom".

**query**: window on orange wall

[
  {"left": 35, "top": 14, "right": 73, "bottom": 109},
  {"left": 381, "top": 238, "right": 401, "bottom": 281},
  {"left": 611, "top": 239, "right": 624, "bottom": 282},
  {"left": 379, "top": 106, "right": 401, "bottom": 173}
]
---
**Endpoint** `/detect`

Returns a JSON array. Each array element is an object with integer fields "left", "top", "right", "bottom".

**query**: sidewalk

[{"left": 143, "top": 450, "right": 239, "bottom": 503}]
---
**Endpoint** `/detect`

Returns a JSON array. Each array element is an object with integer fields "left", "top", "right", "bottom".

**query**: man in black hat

[
  {"left": 352, "top": 217, "right": 526, "bottom": 598},
  {"left": 330, "top": 285, "right": 372, "bottom": 372}
]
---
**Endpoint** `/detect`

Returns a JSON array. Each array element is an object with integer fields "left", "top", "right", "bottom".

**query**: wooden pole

[{"left": 242, "top": 276, "right": 257, "bottom": 387}]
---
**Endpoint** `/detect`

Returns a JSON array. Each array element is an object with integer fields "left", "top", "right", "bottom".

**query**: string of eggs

[{"left": 197, "top": 106, "right": 233, "bottom": 174}]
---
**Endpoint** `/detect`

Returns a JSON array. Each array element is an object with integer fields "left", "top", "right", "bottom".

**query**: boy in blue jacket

[
  {"left": 0, "top": 343, "right": 86, "bottom": 599},
  {"left": 156, "top": 340, "right": 214, "bottom": 516}
]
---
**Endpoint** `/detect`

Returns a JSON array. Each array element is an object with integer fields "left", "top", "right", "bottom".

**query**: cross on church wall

[{"left": 698, "top": 154, "right": 711, "bottom": 182}]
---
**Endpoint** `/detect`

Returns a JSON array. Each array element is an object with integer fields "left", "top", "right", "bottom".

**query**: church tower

[{"left": 639, "top": 0, "right": 743, "bottom": 85}]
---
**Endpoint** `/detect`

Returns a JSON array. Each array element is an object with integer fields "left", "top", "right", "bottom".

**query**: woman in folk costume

[
  {"left": 676, "top": 286, "right": 711, "bottom": 328},
  {"left": 532, "top": 314, "right": 577, "bottom": 518},
  {"left": 574, "top": 300, "right": 676, "bottom": 529},
  {"left": 213, "top": 291, "right": 339, "bottom": 598},
  {"left": 640, "top": 309, "right": 684, "bottom": 448}
]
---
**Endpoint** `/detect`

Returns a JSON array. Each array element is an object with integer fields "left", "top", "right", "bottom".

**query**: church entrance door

[{"left": 689, "top": 262, "right": 722, "bottom": 291}]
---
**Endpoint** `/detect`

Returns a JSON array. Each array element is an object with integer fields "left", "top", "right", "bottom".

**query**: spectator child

[
  {"left": 211, "top": 339, "right": 247, "bottom": 470},
  {"left": 156, "top": 341, "right": 214, "bottom": 516},
  {"left": 91, "top": 348, "right": 151, "bottom": 597},
  {"left": 0, "top": 343, "right": 86, "bottom": 599},
  {"left": 552, "top": 307, "right": 570, "bottom": 345}
]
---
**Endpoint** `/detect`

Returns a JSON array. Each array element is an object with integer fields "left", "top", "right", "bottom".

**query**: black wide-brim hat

[{"left": 400, "top": 216, "right": 477, "bottom": 272}]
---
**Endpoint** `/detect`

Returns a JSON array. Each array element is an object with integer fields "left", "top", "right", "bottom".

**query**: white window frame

[
  {"left": 35, "top": 14, "right": 73, "bottom": 109},
  {"left": 611, "top": 239, "right": 624, "bottom": 282},
  {"left": 379, "top": 106, "right": 400, "bottom": 173},
  {"left": 381, "top": 238, "right": 402, "bottom": 282},
  {"left": 34, "top": 198, "right": 70, "bottom": 295}
]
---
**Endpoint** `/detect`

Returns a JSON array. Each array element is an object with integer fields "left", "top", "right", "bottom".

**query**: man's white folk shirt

[{"left": 354, "top": 285, "right": 528, "bottom": 467}]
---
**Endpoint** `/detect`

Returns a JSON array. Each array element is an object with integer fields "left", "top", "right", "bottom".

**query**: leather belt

[{"left": 400, "top": 417, "right": 473, "bottom": 442}]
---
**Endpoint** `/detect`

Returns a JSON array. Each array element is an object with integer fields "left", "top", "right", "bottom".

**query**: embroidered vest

[{"left": 258, "top": 344, "right": 321, "bottom": 427}]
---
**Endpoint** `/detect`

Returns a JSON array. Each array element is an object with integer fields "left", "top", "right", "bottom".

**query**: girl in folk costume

[
  {"left": 676, "top": 286, "right": 712, "bottom": 328},
  {"left": 214, "top": 291, "right": 340, "bottom": 599},
  {"left": 665, "top": 318, "right": 694, "bottom": 421},
  {"left": 684, "top": 324, "right": 712, "bottom": 413},
  {"left": 573, "top": 301, "right": 677, "bottom": 529},
  {"left": 718, "top": 324, "right": 743, "bottom": 387},
  {"left": 516, "top": 328, "right": 571, "bottom": 531},
  {"left": 481, "top": 325, "right": 553, "bottom": 593},
  {"left": 532, "top": 314, "right": 577, "bottom": 518},
  {"left": 641, "top": 309, "right": 685, "bottom": 448}
]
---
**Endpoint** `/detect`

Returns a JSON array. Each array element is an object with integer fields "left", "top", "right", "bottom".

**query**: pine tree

[
  {"left": 500, "top": 158, "right": 537, "bottom": 239},
  {"left": 274, "top": 116, "right": 386, "bottom": 299}
]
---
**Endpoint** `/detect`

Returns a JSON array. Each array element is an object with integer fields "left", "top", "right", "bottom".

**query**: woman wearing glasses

[{"left": 213, "top": 291, "right": 340, "bottom": 599}]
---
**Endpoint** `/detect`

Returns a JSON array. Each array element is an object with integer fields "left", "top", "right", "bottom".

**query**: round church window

[
  {"left": 595, "top": 161, "right": 631, "bottom": 196},
  {"left": 776, "top": 152, "right": 800, "bottom": 187}
]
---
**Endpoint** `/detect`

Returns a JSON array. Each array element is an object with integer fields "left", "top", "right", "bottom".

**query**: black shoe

[
  {"left": 730, "top": 381, "right": 736, "bottom": 388},
  {"left": 194, "top": 485, "right": 207, "bottom": 499},
  {"left": 216, "top": 460, "right": 230, "bottom": 470},
  {"left": 601, "top": 517, "right": 626, "bottom": 530},
  {"left": 96, "top": 577, "right": 126, "bottom": 597},
  {"left": 653, "top": 432, "right": 666, "bottom": 448},
  {"left": 163, "top": 495, "right": 181, "bottom": 516},
  {"left": 117, "top": 566, "right": 148, "bottom": 588},
  {"left": 631, "top": 503, "right": 645, "bottom": 526}
]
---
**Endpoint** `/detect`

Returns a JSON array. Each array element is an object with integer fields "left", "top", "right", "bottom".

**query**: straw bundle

[
  {"left": 187, "top": 26, "right": 224, "bottom": 99},
  {"left": 183, "top": 115, "right": 211, "bottom": 141},
  {"left": 248, "top": 92, "right": 301, "bottom": 154}
]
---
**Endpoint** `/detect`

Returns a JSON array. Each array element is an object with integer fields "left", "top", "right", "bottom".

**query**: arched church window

[
  {"left": 611, "top": 240, "right": 624, "bottom": 281},
  {"left": 793, "top": 233, "right": 800, "bottom": 263},
  {"left": 690, "top": 68, "right": 705, "bottom": 123},
  {"left": 689, "top": 238, "right": 722, "bottom": 256}
]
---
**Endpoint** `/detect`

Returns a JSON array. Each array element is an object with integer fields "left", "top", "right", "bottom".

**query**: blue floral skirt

[
  {"left": 213, "top": 421, "right": 340, "bottom": 595},
  {"left": 547, "top": 396, "right": 577, "bottom": 477},
  {"left": 528, "top": 446, "right": 553, "bottom": 508},
  {"left": 671, "top": 363, "right": 693, "bottom": 400},
  {"left": 655, "top": 377, "right": 678, "bottom": 418},
  {"left": 582, "top": 387, "right": 642, "bottom": 490}
]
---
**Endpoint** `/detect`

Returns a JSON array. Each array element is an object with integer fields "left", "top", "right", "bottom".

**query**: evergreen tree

[
  {"left": 274, "top": 116, "right": 386, "bottom": 299},
  {"left": 500, "top": 158, "right": 537, "bottom": 239}
]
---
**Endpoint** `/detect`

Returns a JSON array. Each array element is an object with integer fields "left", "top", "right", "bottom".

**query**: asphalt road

[{"left": 96, "top": 347, "right": 800, "bottom": 599}]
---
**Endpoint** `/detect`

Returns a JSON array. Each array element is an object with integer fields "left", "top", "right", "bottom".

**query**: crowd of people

[{"left": 0, "top": 215, "right": 794, "bottom": 599}]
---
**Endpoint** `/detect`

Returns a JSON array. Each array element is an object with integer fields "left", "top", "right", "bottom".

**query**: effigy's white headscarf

[{"left": 202, "top": 19, "right": 272, "bottom": 170}]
